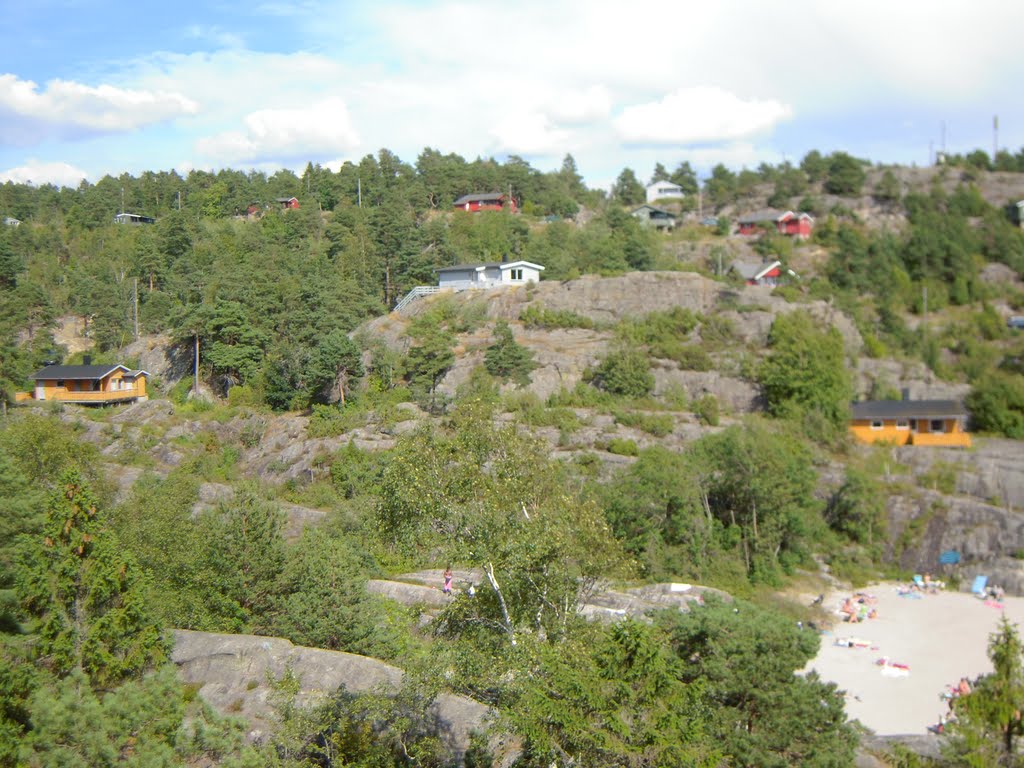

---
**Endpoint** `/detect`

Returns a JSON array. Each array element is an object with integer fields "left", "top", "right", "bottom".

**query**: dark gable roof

[
  {"left": 30, "top": 364, "right": 125, "bottom": 381},
  {"left": 850, "top": 399, "right": 967, "bottom": 420},
  {"left": 453, "top": 192, "right": 505, "bottom": 205},
  {"left": 738, "top": 209, "right": 783, "bottom": 225},
  {"left": 437, "top": 262, "right": 493, "bottom": 273}
]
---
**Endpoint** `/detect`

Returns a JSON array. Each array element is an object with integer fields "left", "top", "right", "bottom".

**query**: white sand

[{"left": 806, "top": 583, "right": 1024, "bottom": 735}]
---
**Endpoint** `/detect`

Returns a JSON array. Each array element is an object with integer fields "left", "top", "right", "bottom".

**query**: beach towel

[
  {"left": 972, "top": 575, "right": 988, "bottom": 597},
  {"left": 881, "top": 665, "right": 910, "bottom": 678},
  {"left": 835, "top": 637, "right": 872, "bottom": 648}
]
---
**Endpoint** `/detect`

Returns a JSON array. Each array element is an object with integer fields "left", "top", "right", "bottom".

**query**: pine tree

[
  {"left": 483, "top": 321, "right": 536, "bottom": 386},
  {"left": 16, "top": 470, "right": 166, "bottom": 688}
]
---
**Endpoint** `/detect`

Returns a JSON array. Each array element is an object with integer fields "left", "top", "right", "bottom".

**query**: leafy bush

[
  {"left": 692, "top": 395, "right": 720, "bottom": 426},
  {"left": 616, "top": 307, "right": 700, "bottom": 347},
  {"left": 967, "top": 372, "right": 1024, "bottom": 438},
  {"left": 548, "top": 382, "right": 616, "bottom": 409},
  {"left": 614, "top": 411, "right": 674, "bottom": 437},
  {"left": 605, "top": 437, "right": 639, "bottom": 456},
  {"left": 519, "top": 305, "right": 595, "bottom": 330},
  {"left": 586, "top": 349, "right": 654, "bottom": 398},
  {"left": 670, "top": 344, "right": 714, "bottom": 371}
]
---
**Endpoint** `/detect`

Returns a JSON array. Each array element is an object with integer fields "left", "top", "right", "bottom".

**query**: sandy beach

[{"left": 806, "top": 582, "right": 1024, "bottom": 735}]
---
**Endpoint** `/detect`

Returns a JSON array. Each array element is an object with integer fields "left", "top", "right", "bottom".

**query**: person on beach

[{"left": 443, "top": 567, "right": 453, "bottom": 596}]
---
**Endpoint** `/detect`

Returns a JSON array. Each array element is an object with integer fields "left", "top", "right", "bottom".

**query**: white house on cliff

[
  {"left": 394, "top": 260, "right": 545, "bottom": 312},
  {"left": 436, "top": 260, "right": 544, "bottom": 290}
]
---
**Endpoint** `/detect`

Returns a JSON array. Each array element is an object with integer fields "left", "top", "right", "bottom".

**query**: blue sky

[{"left": 3, "top": 0, "right": 1024, "bottom": 190}]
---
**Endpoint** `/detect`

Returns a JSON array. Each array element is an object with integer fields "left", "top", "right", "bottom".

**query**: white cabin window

[
  {"left": 509, "top": 268, "right": 523, "bottom": 281},
  {"left": 870, "top": 420, "right": 883, "bottom": 430},
  {"left": 896, "top": 419, "right": 909, "bottom": 430},
  {"left": 930, "top": 419, "right": 944, "bottom": 433}
]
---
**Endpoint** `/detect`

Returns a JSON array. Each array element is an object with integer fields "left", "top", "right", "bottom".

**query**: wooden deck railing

[{"left": 31, "top": 388, "right": 145, "bottom": 403}]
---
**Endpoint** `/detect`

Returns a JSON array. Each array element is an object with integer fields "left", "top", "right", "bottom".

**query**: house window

[
  {"left": 509, "top": 269, "right": 523, "bottom": 281},
  {"left": 870, "top": 420, "right": 883, "bottom": 430},
  {"left": 930, "top": 419, "right": 945, "bottom": 433},
  {"left": 56, "top": 379, "right": 64, "bottom": 387},
  {"left": 896, "top": 419, "right": 909, "bottom": 430},
  {"left": 909, "top": 419, "right": 918, "bottom": 431}
]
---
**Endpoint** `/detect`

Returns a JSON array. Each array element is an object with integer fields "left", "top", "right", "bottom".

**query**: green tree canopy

[
  {"left": 16, "top": 471, "right": 166, "bottom": 688},
  {"left": 483, "top": 321, "right": 536, "bottom": 386},
  {"left": 758, "top": 310, "right": 853, "bottom": 430}
]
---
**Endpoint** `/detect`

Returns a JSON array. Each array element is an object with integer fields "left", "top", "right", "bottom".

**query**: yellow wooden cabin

[
  {"left": 16, "top": 364, "right": 149, "bottom": 405},
  {"left": 849, "top": 397, "right": 970, "bottom": 447}
]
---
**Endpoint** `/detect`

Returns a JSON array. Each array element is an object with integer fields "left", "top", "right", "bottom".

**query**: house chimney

[
  {"left": 901, "top": 387, "right": 910, "bottom": 401},
  {"left": 83, "top": 355, "right": 92, "bottom": 365},
  {"left": 502, "top": 254, "right": 508, "bottom": 263}
]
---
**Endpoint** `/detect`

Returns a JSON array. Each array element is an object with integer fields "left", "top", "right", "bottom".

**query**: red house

[
  {"left": 276, "top": 197, "right": 300, "bottom": 209},
  {"left": 730, "top": 259, "right": 798, "bottom": 286},
  {"left": 453, "top": 192, "right": 518, "bottom": 213},
  {"left": 737, "top": 209, "right": 813, "bottom": 239}
]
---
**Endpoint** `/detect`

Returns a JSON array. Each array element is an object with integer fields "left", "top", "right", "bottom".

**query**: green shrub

[
  {"left": 616, "top": 307, "right": 700, "bottom": 348},
  {"left": 586, "top": 349, "right": 654, "bottom": 398},
  {"left": 548, "top": 382, "right": 616, "bottom": 409},
  {"left": 917, "top": 462, "right": 959, "bottom": 495},
  {"left": 605, "top": 437, "right": 639, "bottom": 456},
  {"left": 672, "top": 344, "right": 714, "bottom": 371},
  {"left": 699, "top": 315, "right": 737, "bottom": 347},
  {"left": 227, "top": 384, "right": 265, "bottom": 408},
  {"left": 693, "top": 395, "right": 720, "bottom": 426},
  {"left": 520, "top": 305, "right": 595, "bottom": 330},
  {"left": 614, "top": 411, "right": 674, "bottom": 437}
]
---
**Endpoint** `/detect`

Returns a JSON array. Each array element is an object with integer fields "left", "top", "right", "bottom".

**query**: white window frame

[
  {"left": 870, "top": 420, "right": 883, "bottom": 430},
  {"left": 896, "top": 419, "right": 909, "bottom": 430}
]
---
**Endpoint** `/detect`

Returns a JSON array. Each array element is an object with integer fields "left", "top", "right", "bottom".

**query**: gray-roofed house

[
  {"left": 17, "top": 363, "right": 149, "bottom": 405},
  {"left": 113, "top": 212, "right": 156, "bottom": 225},
  {"left": 436, "top": 260, "right": 544, "bottom": 291},
  {"left": 737, "top": 209, "right": 813, "bottom": 239},
  {"left": 730, "top": 259, "right": 796, "bottom": 286},
  {"left": 849, "top": 394, "right": 970, "bottom": 447},
  {"left": 631, "top": 204, "right": 677, "bottom": 230}
]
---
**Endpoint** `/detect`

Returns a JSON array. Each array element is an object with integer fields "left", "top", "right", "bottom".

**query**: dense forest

[{"left": 4, "top": 145, "right": 1024, "bottom": 766}]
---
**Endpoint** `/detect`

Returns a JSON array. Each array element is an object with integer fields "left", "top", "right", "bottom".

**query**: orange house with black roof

[
  {"left": 16, "top": 364, "right": 149, "bottom": 405},
  {"left": 849, "top": 397, "right": 970, "bottom": 447}
]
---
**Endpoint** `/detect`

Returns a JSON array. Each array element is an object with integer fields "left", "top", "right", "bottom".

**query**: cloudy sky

[{"left": 2, "top": 0, "right": 1024, "bottom": 190}]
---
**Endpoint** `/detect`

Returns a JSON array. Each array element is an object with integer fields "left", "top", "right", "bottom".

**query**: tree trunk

[{"left": 484, "top": 562, "right": 516, "bottom": 647}]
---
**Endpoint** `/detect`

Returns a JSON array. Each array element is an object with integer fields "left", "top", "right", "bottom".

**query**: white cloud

[
  {"left": 195, "top": 97, "right": 361, "bottom": 163},
  {"left": 185, "top": 25, "right": 245, "bottom": 49},
  {"left": 0, "top": 159, "right": 88, "bottom": 187},
  {"left": 545, "top": 85, "right": 612, "bottom": 125},
  {"left": 491, "top": 112, "right": 572, "bottom": 156},
  {"left": 0, "top": 74, "right": 199, "bottom": 143},
  {"left": 614, "top": 87, "right": 792, "bottom": 146}
]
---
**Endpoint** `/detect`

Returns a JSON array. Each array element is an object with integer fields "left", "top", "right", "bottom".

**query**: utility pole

[
  {"left": 193, "top": 333, "right": 200, "bottom": 396},
  {"left": 133, "top": 278, "right": 139, "bottom": 340},
  {"left": 121, "top": 186, "right": 125, "bottom": 214},
  {"left": 993, "top": 115, "right": 999, "bottom": 164},
  {"left": 357, "top": 177, "right": 362, "bottom": 207},
  {"left": 177, "top": 190, "right": 181, "bottom": 211}
]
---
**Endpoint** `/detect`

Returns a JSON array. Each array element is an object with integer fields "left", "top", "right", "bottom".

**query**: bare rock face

[
  {"left": 171, "top": 629, "right": 507, "bottom": 765},
  {"left": 122, "top": 333, "right": 194, "bottom": 386},
  {"left": 887, "top": 490, "right": 1022, "bottom": 570}
]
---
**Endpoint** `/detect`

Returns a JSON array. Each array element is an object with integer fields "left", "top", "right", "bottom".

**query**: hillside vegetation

[{"left": 3, "top": 148, "right": 1024, "bottom": 766}]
